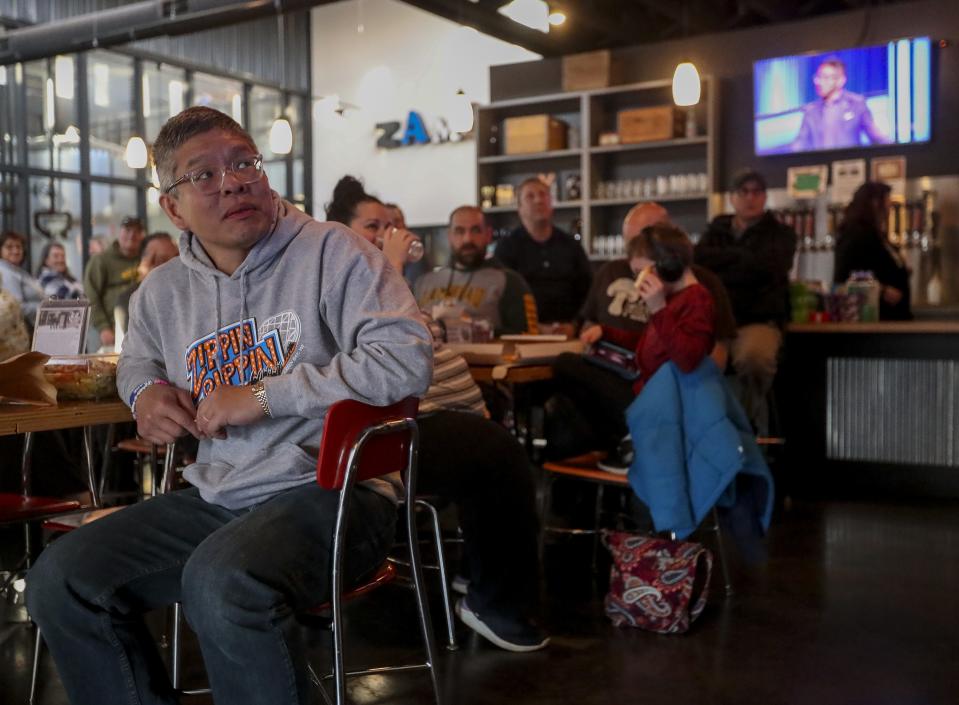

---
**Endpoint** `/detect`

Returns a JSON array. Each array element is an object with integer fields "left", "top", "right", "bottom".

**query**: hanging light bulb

[
  {"left": 124, "top": 136, "right": 148, "bottom": 169},
  {"left": 449, "top": 89, "right": 474, "bottom": 134},
  {"left": 672, "top": 61, "right": 701, "bottom": 107},
  {"left": 498, "top": 0, "right": 550, "bottom": 33},
  {"left": 269, "top": 117, "right": 293, "bottom": 155}
]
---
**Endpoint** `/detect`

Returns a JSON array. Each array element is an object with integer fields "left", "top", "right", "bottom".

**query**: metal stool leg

[
  {"left": 590, "top": 484, "right": 605, "bottom": 578},
  {"left": 415, "top": 500, "right": 457, "bottom": 651},
  {"left": 406, "top": 497, "right": 442, "bottom": 705},
  {"left": 29, "top": 625, "right": 42, "bottom": 705},
  {"left": 171, "top": 602, "right": 182, "bottom": 690},
  {"left": 160, "top": 443, "right": 177, "bottom": 495},
  {"left": 711, "top": 508, "right": 733, "bottom": 597},
  {"left": 149, "top": 445, "right": 160, "bottom": 498},
  {"left": 537, "top": 472, "right": 554, "bottom": 564}
]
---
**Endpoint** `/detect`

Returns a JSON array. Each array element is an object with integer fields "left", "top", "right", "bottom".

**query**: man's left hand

[{"left": 195, "top": 385, "right": 266, "bottom": 439}]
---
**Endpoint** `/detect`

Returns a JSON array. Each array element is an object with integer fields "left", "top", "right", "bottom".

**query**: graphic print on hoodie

[
  {"left": 117, "top": 195, "right": 433, "bottom": 510},
  {"left": 186, "top": 312, "right": 303, "bottom": 403}
]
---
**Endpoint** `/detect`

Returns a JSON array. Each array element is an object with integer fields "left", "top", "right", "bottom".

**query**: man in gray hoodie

[{"left": 27, "top": 107, "right": 433, "bottom": 705}]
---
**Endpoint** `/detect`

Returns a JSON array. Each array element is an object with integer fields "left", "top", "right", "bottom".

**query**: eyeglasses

[{"left": 165, "top": 154, "right": 264, "bottom": 195}]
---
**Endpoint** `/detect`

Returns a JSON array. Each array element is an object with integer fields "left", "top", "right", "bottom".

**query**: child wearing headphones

[{"left": 580, "top": 223, "right": 715, "bottom": 395}]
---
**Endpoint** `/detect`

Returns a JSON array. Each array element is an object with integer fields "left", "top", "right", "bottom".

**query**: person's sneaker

[
  {"left": 456, "top": 598, "right": 549, "bottom": 652},
  {"left": 597, "top": 435, "right": 633, "bottom": 475},
  {"left": 451, "top": 574, "right": 470, "bottom": 596}
]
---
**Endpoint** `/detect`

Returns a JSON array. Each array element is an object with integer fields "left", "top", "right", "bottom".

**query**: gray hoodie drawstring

[
  {"left": 212, "top": 275, "right": 225, "bottom": 384},
  {"left": 239, "top": 270, "right": 249, "bottom": 383}
]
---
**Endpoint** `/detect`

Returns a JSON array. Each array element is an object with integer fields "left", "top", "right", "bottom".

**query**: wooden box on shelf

[
  {"left": 504, "top": 115, "right": 568, "bottom": 155},
  {"left": 617, "top": 106, "right": 685, "bottom": 144},
  {"left": 562, "top": 50, "right": 621, "bottom": 91}
]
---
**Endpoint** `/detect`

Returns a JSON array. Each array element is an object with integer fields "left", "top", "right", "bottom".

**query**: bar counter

[{"left": 780, "top": 320, "right": 959, "bottom": 498}]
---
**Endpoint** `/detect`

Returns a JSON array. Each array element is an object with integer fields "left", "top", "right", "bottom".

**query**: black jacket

[
  {"left": 694, "top": 212, "right": 797, "bottom": 326},
  {"left": 834, "top": 222, "right": 912, "bottom": 321},
  {"left": 494, "top": 225, "right": 591, "bottom": 323}
]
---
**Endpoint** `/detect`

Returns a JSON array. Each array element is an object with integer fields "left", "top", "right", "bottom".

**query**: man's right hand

[
  {"left": 100, "top": 328, "right": 116, "bottom": 347},
  {"left": 134, "top": 384, "right": 201, "bottom": 444}
]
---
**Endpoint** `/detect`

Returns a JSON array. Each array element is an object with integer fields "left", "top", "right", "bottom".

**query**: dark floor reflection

[{"left": 3, "top": 498, "right": 958, "bottom": 705}]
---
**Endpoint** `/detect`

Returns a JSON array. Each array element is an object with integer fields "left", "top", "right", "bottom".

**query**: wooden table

[
  {"left": 0, "top": 399, "right": 132, "bottom": 436},
  {"left": 467, "top": 363, "right": 554, "bottom": 384},
  {"left": 0, "top": 398, "right": 132, "bottom": 505}
]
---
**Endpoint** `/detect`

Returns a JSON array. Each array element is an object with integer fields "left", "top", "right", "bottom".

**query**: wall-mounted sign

[
  {"left": 831, "top": 158, "right": 866, "bottom": 204},
  {"left": 870, "top": 155, "right": 906, "bottom": 198},
  {"left": 787, "top": 164, "right": 827, "bottom": 199},
  {"left": 376, "top": 111, "right": 472, "bottom": 149}
]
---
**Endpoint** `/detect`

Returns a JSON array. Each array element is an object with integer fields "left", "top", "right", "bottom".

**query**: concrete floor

[{"left": 2, "top": 497, "right": 959, "bottom": 705}]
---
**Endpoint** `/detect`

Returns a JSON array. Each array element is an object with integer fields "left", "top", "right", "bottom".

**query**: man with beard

[{"left": 414, "top": 205, "right": 538, "bottom": 335}]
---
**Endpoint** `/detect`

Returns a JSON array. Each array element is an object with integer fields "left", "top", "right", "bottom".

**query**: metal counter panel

[{"left": 827, "top": 357, "right": 959, "bottom": 467}]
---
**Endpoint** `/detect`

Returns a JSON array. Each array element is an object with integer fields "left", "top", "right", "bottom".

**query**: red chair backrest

[{"left": 316, "top": 397, "right": 419, "bottom": 491}]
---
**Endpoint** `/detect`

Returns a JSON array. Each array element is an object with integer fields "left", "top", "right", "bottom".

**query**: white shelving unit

[{"left": 476, "top": 78, "right": 718, "bottom": 259}]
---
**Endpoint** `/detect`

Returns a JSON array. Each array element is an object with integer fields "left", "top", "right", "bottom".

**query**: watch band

[{"left": 251, "top": 380, "right": 272, "bottom": 418}]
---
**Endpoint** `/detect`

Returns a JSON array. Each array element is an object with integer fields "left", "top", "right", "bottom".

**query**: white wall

[{"left": 311, "top": 0, "right": 539, "bottom": 226}]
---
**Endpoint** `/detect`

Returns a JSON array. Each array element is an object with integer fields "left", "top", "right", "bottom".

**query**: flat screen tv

[{"left": 753, "top": 37, "right": 931, "bottom": 156}]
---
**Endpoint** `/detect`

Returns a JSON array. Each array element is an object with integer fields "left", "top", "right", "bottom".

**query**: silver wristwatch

[{"left": 251, "top": 380, "right": 272, "bottom": 418}]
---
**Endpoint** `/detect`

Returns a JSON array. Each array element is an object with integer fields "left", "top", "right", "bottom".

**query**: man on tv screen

[{"left": 792, "top": 58, "right": 891, "bottom": 151}]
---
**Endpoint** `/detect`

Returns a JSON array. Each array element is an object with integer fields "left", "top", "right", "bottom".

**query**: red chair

[
  {"left": 0, "top": 429, "right": 82, "bottom": 600},
  {"left": 1, "top": 450, "right": 82, "bottom": 705},
  {"left": 169, "top": 398, "right": 442, "bottom": 705}
]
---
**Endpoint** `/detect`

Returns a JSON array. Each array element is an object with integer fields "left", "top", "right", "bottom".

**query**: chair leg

[
  {"left": 29, "top": 624, "right": 42, "bottom": 705},
  {"left": 537, "top": 473, "right": 554, "bottom": 565},
  {"left": 591, "top": 484, "right": 605, "bottom": 578},
  {"left": 407, "top": 501, "right": 442, "bottom": 705},
  {"left": 415, "top": 500, "right": 457, "bottom": 651},
  {"left": 711, "top": 508, "right": 733, "bottom": 597},
  {"left": 149, "top": 446, "right": 160, "bottom": 499},
  {"left": 171, "top": 602, "right": 182, "bottom": 690}
]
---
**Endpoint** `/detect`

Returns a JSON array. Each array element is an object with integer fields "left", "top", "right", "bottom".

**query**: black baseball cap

[
  {"left": 121, "top": 216, "right": 144, "bottom": 228},
  {"left": 732, "top": 169, "right": 767, "bottom": 192}
]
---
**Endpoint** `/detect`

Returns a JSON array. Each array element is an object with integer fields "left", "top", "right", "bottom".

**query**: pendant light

[
  {"left": 270, "top": 10, "right": 293, "bottom": 155},
  {"left": 672, "top": 62, "right": 701, "bottom": 107},
  {"left": 449, "top": 89, "right": 474, "bottom": 134},
  {"left": 124, "top": 136, "right": 148, "bottom": 169},
  {"left": 269, "top": 117, "right": 293, "bottom": 155},
  {"left": 671, "top": 1, "right": 701, "bottom": 108}
]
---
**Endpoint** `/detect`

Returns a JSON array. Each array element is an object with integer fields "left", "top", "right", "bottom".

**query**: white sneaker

[{"left": 455, "top": 598, "right": 549, "bottom": 652}]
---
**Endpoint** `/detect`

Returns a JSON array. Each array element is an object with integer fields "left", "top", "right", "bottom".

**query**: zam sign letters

[{"left": 376, "top": 110, "right": 470, "bottom": 149}]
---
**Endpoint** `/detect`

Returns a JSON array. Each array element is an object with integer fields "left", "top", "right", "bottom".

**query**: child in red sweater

[{"left": 581, "top": 223, "right": 716, "bottom": 395}]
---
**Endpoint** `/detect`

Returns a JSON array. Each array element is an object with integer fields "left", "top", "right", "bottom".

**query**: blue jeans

[{"left": 26, "top": 483, "right": 396, "bottom": 705}]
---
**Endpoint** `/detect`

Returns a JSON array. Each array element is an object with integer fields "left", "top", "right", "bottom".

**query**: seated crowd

[{"left": 18, "top": 105, "right": 801, "bottom": 704}]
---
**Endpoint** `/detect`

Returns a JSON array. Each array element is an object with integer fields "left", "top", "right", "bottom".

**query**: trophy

[{"left": 480, "top": 185, "right": 495, "bottom": 209}]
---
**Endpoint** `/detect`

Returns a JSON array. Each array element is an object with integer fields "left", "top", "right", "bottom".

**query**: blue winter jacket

[{"left": 626, "top": 359, "right": 774, "bottom": 540}]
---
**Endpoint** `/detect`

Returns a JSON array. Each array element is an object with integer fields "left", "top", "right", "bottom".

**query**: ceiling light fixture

[
  {"left": 548, "top": 10, "right": 566, "bottom": 26},
  {"left": 270, "top": 9, "right": 293, "bottom": 155},
  {"left": 498, "top": 0, "right": 550, "bottom": 33},
  {"left": 671, "top": 1, "right": 701, "bottom": 109}
]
